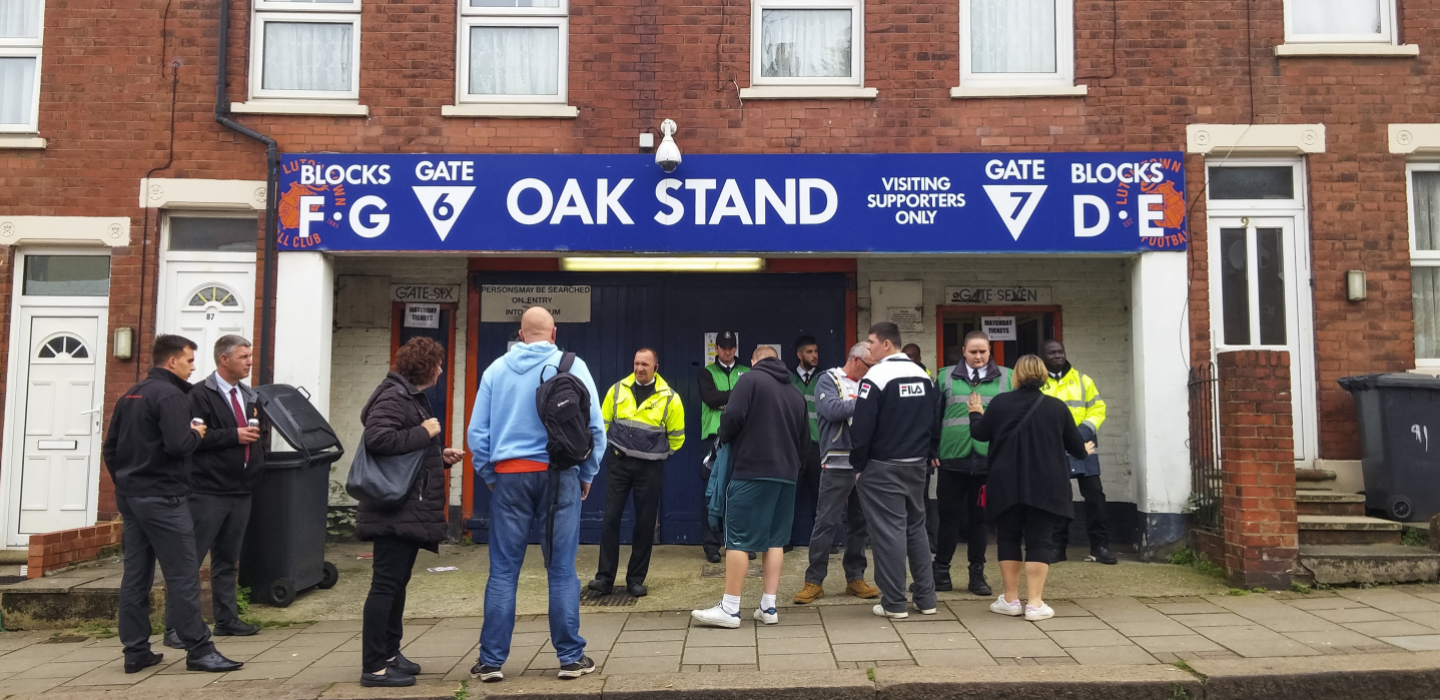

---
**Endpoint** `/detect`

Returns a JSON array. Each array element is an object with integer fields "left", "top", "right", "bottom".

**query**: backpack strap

[{"left": 559, "top": 352, "right": 576, "bottom": 375}]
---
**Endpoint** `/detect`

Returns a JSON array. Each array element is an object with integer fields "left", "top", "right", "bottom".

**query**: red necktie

[{"left": 230, "top": 388, "right": 249, "bottom": 464}]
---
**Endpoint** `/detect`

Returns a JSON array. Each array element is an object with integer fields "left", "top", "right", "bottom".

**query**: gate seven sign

[{"left": 276, "top": 152, "right": 1187, "bottom": 253}]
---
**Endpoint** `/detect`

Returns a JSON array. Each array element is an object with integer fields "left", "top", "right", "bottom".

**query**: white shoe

[
  {"left": 917, "top": 607, "right": 937, "bottom": 615},
  {"left": 1024, "top": 604, "right": 1055, "bottom": 621},
  {"left": 990, "top": 595, "right": 1023, "bottom": 617},
  {"left": 872, "top": 604, "right": 908, "bottom": 619},
  {"left": 691, "top": 605, "right": 741, "bottom": 629},
  {"left": 753, "top": 607, "right": 779, "bottom": 625}
]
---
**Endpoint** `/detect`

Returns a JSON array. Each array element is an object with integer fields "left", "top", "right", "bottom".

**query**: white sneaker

[
  {"left": 990, "top": 595, "right": 1023, "bottom": 617},
  {"left": 917, "top": 607, "right": 938, "bottom": 615},
  {"left": 753, "top": 607, "right": 779, "bottom": 625},
  {"left": 872, "top": 604, "right": 908, "bottom": 619},
  {"left": 1024, "top": 604, "right": 1055, "bottom": 621},
  {"left": 691, "top": 605, "right": 742, "bottom": 629}
]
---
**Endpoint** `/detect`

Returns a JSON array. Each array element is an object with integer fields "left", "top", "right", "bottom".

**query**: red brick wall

[
  {"left": 27, "top": 521, "right": 124, "bottom": 578},
  {"left": 2, "top": 0, "right": 1437, "bottom": 507},
  {"left": 1217, "top": 350, "right": 1299, "bottom": 589}
]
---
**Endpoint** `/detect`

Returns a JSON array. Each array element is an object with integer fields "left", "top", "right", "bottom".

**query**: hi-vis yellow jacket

[
  {"left": 602, "top": 374, "right": 686, "bottom": 460},
  {"left": 1041, "top": 366, "right": 1106, "bottom": 435}
]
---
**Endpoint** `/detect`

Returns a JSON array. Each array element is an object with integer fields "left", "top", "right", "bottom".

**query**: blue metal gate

[{"left": 466, "top": 271, "right": 848, "bottom": 545}]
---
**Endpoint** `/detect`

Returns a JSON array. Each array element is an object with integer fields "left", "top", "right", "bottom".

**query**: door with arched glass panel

[{"left": 157, "top": 216, "right": 258, "bottom": 380}]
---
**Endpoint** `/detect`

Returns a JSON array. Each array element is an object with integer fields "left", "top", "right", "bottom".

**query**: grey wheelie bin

[
  {"left": 1338, "top": 373, "right": 1440, "bottom": 522},
  {"left": 239, "top": 384, "right": 346, "bottom": 606}
]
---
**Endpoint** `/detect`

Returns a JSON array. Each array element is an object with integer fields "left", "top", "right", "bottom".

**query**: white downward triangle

[
  {"left": 412, "top": 186, "right": 476, "bottom": 241},
  {"left": 983, "top": 185, "right": 1048, "bottom": 241}
]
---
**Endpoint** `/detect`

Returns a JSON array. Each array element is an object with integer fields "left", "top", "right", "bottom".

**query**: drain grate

[
  {"left": 579, "top": 588, "right": 638, "bottom": 607},
  {"left": 700, "top": 562, "right": 762, "bottom": 579},
  {"left": 0, "top": 576, "right": 26, "bottom": 585},
  {"left": 41, "top": 636, "right": 90, "bottom": 644}
]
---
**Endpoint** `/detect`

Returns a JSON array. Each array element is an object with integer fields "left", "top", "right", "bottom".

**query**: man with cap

[{"left": 697, "top": 331, "right": 748, "bottom": 563}]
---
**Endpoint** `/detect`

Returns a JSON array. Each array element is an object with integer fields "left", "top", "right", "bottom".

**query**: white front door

[
  {"left": 157, "top": 263, "right": 254, "bottom": 380},
  {"left": 15, "top": 314, "right": 104, "bottom": 538},
  {"left": 1208, "top": 215, "right": 1319, "bottom": 463}
]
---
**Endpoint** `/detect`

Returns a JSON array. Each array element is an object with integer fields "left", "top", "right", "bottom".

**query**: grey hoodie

[{"left": 815, "top": 367, "right": 860, "bottom": 468}]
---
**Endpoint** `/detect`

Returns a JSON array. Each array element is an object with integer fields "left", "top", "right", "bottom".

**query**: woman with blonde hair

[{"left": 967, "top": 354, "right": 1091, "bottom": 621}]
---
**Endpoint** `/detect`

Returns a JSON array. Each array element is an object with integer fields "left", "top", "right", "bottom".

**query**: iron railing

[{"left": 1188, "top": 361, "right": 1223, "bottom": 533}]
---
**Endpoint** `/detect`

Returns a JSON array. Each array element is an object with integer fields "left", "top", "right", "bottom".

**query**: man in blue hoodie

[{"left": 466, "top": 307, "right": 607, "bottom": 682}]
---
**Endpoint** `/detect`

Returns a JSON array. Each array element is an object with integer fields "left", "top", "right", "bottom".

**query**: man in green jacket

[
  {"left": 698, "top": 331, "right": 748, "bottom": 563},
  {"left": 790, "top": 335, "right": 822, "bottom": 548},
  {"left": 933, "top": 331, "right": 1010, "bottom": 596}
]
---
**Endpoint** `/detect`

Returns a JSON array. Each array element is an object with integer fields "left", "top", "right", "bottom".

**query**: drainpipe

[{"left": 216, "top": 0, "right": 280, "bottom": 385}]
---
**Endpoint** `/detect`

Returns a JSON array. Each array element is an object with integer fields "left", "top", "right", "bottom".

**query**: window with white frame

[
  {"left": 751, "top": 0, "right": 862, "bottom": 87},
  {"left": 459, "top": 1, "right": 567, "bottom": 104},
  {"left": 959, "top": 0, "right": 1075, "bottom": 91},
  {"left": 0, "top": 0, "right": 43, "bottom": 133},
  {"left": 251, "top": 0, "right": 361, "bottom": 101},
  {"left": 1284, "top": 0, "right": 1396, "bottom": 44},
  {"left": 1408, "top": 164, "right": 1440, "bottom": 364}
]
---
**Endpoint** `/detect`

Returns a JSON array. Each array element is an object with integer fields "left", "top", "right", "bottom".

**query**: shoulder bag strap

[{"left": 993, "top": 395, "right": 1046, "bottom": 445}]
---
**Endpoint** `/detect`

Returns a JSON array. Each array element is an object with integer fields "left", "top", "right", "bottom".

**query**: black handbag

[{"left": 345, "top": 441, "right": 425, "bottom": 509}]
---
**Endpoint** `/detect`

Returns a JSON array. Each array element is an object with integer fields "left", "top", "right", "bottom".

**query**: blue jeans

[{"left": 479, "top": 468, "right": 586, "bottom": 667}]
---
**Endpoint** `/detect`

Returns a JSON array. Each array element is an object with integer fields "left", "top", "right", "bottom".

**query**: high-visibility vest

[
  {"left": 1041, "top": 367, "right": 1106, "bottom": 434},
  {"left": 791, "top": 368, "right": 821, "bottom": 441},
  {"left": 937, "top": 366, "right": 1012, "bottom": 459},
  {"left": 700, "top": 363, "right": 748, "bottom": 440},
  {"left": 602, "top": 374, "right": 686, "bottom": 460}
]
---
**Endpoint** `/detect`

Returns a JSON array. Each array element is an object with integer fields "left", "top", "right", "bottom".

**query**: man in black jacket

[
  {"left": 163, "top": 335, "right": 263, "bottom": 648},
  {"left": 851, "top": 322, "right": 944, "bottom": 620},
  {"left": 691, "top": 346, "right": 810, "bottom": 629},
  {"left": 103, "top": 335, "right": 242, "bottom": 674}
]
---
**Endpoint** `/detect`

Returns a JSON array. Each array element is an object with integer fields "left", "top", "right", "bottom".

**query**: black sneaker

[
  {"left": 967, "top": 562, "right": 993, "bottom": 597},
  {"left": 470, "top": 662, "right": 503, "bottom": 682},
  {"left": 388, "top": 652, "right": 421, "bottom": 675},
  {"left": 705, "top": 550, "right": 722, "bottom": 564},
  {"left": 932, "top": 563, "right": 953, "bottom": 592},
  {"left": 557, "top": 655, "right": 597, "bottom": 679},
  {"left": 1087, "top": 547, "right": 1118, "bottom": 565},
  {"left": 361, "top": 669, "right": 415, "bottom": 687}
]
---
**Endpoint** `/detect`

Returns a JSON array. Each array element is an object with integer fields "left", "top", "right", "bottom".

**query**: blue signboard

[{"left": 276, "top": 152, "right": 1187, "bottom": 253}]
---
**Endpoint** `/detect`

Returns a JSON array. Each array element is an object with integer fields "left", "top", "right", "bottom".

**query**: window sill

[
  {"left": 1275, "top": 43, "right": 1419, "bottom": 57},
  {"left": 736, "top": 86, "right": 879, "bottom": 100},
  {"left": 229, "top": 101, "right": 370, "bottom": 117},
  {"left": 0, "top": 135, "right": 47, "bottom": 149},
  {"left": 442, "top": 103, "right": 579, "bottom": 119},
  {"left": 950, "top": 84, "right": 1089, "bottom": 99}
]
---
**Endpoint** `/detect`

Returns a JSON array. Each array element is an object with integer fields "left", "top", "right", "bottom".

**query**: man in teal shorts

[{"left": 692, "top": 345, "right": 812, "bottom": 629}]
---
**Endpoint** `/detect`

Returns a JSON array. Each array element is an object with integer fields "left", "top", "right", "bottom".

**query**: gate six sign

[{"left": 277, "top": 152, "right": 1186, "bottom": 254}]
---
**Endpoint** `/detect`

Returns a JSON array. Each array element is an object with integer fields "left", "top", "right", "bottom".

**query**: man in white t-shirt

[{"left": 792, "top": 342, "right": 880, "bottom": 604}]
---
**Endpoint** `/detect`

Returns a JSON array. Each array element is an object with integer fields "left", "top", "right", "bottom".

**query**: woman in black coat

[
  {"left": 968, "top": 354, "right": 1090, "bottom": 623},
  {"left": 357, "top": 337, "right": 462, "bottom": 687}
]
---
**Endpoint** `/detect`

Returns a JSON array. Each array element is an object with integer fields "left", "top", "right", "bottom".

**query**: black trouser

[
  {"left": 117, "top": 495, "right": 215, "bottom": 661},
  {"left": 596, "top": 452, "right": 665, "bottom": 586},
  {"left": 935, "top": 468, "right": 988, "bottom": 568},
  {"left": 165, "top": 493, "right": 252, "bottom": 631},
  {"left": 791, "top": 440, "right": 822, "bottom": 546},
  {"left": 699, "top": 463, "right": 722, "bottom": 557},
  {"left": 995, "top": 504, "right": 1067, "bottom": 563},
  {"left": 362, "top": 536, "right": 420, "bottom": 673},
  {"left": 1054, "top": 475, "right": 1110, "bottom": 552}
]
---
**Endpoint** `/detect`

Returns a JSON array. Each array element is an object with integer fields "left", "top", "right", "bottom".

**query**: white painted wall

[
  {"left": 328, "top": 256, "right": 469, "bottom": 506},
  {"left": 1129, "top": 251, "right": 1192, "bottom": 521},
  {"left": 857, "top": 255, "right": 1137, "bottom": 505},
  {"left": 274, "top": 252, "right": 334, "bottom": 418}
]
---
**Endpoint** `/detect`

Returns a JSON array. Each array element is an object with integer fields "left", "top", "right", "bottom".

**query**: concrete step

[
  {"left": 1297, "top": 544, "right": 1440, "bottom": 585},
  {"left": 1295, "top": 468, "right": 1337, "bottom": 483},
  {"left": 1296, "top": 490, "right": 1366, "bottom": 517},
  {"left": 1298, "top": 514, "right": 1403, "bottom": 546}
]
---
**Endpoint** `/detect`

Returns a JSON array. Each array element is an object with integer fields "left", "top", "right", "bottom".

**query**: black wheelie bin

[
  {"left": 239, "top": 384, "right": 346, "bottom": 606},
  {"left": 1338, "top": 373, "right": 1440, "bottom": 523}
]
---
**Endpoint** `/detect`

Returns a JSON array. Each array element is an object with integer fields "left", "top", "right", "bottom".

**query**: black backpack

[{"left": 535, "top": 352, "right": 594, "bottom": 469}]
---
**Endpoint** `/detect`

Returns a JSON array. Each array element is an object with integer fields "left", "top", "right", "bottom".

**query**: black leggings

[{"left": 994, "top": 505, "right": 1068, "bottom": 563}]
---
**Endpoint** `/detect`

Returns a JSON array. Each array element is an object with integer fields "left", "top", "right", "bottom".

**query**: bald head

[
  {"left": 519, "top": 307, "right": 556, "bottom": 344},
  {"left": 752, "top": 345, "right": 778, "bottom": 363}
]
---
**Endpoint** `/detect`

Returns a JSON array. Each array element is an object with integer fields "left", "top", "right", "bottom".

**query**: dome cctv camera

[{"left": 655, "top": 119, "right": 682, "bottom": 173}]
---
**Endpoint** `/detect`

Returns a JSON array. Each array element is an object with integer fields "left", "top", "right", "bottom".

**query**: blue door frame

[{"left": 464, "top": 271, "right": 848, "bottom": 546}]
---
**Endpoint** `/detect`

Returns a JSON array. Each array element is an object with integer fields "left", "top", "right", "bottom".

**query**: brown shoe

[
  {"left": 846, "top": 579, "right": 880, "bottom": 599},
  {"left": 793, "top": 582, "right": 825, "bottom": 604}
]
